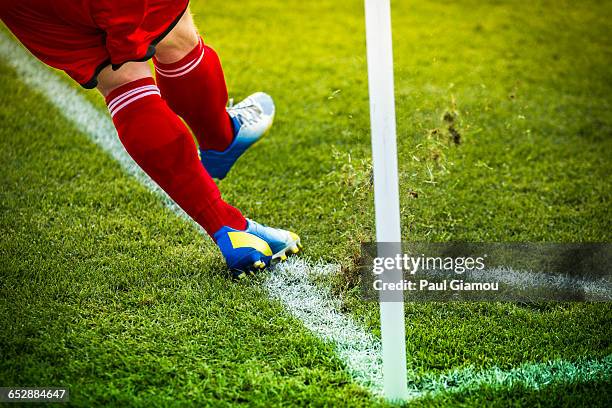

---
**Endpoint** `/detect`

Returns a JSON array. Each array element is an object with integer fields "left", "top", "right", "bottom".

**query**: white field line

[
  {"left": 266, "top": 258, "right": 384, "bottom": 393},
  {"left": 421, "top": 266, "right": 612, "bottom": 301},
  {"left": 476, "top": 267, "right": 612, "bottom": 301},
  {"left": 413, "top": 355, "right": 611, "bottom": 399},
  {"left": 1, "top": 31, "right": 610, "bottom": 399}
]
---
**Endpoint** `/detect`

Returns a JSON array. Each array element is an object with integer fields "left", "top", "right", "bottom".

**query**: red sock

[
  {"left": 106, "top": 78, "right": 246, "bottom": 236},
  {"left": 154, "top": 37, "right": 234, "bottom": 152}
]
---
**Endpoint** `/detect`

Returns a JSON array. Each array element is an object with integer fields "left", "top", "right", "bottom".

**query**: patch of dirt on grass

[
  {"left": 449, "top": 125, "right": 461, "bottom": 145},
  {"left": 442, "top": 99, "right": 462, "bottom": 145}
]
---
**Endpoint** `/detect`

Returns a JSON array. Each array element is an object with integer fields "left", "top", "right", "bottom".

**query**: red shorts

[{"left": 0, "top": 0, "right": 189, "bottom": 88}]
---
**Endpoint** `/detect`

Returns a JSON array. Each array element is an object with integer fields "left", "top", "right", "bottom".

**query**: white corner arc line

[
  {"left": 1, "top": 31, "right": 609, "bottom": 400},
  {"left": 412, "top": 355, "right": 612, "bottom": 400},
  {"left": 266, "top": 258, "right": 384, "bottom": 393}
]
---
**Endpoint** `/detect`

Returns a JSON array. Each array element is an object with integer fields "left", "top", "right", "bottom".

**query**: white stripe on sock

[
  {"left": 107, "top": 85, "right": 159, "bottom": 112},
  {"left": 109, "top": 90, "right": 161, "bottom": 118},
  {"left": 155, "top": 47, "right": 205, "bottom": 78}
]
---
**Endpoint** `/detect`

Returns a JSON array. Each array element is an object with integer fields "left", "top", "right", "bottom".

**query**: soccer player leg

[
  {"left": 98, "top": 63, "right": 245, "bottom": 236},
  {"left": 97, "top": 63, "right": 298, "bottom": 278},
  {"left": 154, "top": 9, "right": 275, "bottom": 180}
]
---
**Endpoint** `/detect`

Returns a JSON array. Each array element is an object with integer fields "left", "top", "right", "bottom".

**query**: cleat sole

[
  {"left": 272, "top": 239, "right": 303, "bottom": 262},
  {"left": 234, "top": 271, "right": 247, "bottom": 280}
]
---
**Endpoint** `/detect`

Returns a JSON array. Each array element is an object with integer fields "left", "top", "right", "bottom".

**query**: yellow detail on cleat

[
  {"left": 253, "top": 260, "right": 266, "bottom": 269},
  {"left": 228, "top": 231, "right": 273, "bottom": 256},
  {"left": 288, "top": 232, "right": 302, "bottom": 254},
  {"left": 280, "top": 255, "right": 287, "bottom": 261}
]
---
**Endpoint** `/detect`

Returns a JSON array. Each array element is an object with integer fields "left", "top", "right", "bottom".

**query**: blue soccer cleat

[
  {"left": 214, "top": 219, "right": 302, "bottom": 279},
  {"left": 200, "top": 92, "right": 275, "bottom": 179}
]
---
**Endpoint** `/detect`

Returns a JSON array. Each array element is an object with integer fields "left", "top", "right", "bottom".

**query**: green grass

[{"left": 1, "top": 0, "right": 612, "bottom": 406}]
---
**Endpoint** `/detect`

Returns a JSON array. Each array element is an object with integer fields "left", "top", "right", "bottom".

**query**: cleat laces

[{"left": 227, "top": 97, "right": 263, "bottom": 128}]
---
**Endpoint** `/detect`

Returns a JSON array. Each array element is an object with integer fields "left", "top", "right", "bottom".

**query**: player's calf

[{"left": 103, "top": 75, "right": 247, "bottom": 236}]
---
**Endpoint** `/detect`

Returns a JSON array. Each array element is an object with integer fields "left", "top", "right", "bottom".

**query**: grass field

[{"left": 1, "top": 0, "right": 611, "bottom": 406}]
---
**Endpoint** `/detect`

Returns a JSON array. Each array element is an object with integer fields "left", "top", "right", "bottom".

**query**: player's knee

[
  {"left": 155, "top": 10, "right": 199, "bottom": 64},
  {"left": 96, "top": 62, "right": 152, "bottom": 97}
]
